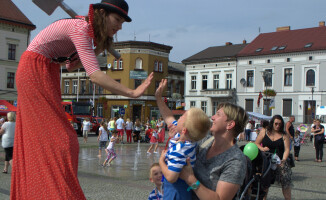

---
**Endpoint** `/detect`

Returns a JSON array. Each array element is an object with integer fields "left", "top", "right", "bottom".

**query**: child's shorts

[
  {"left": 150, "top": 136, "right": 158, "bottom": 144},
  {"left": 99, "top": 141, "right": 107, "bottom": 149}
]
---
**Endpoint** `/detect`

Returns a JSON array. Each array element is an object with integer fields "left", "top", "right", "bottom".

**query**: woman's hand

[
  {"left": 180, "top": 158, "right": 196, "bottom": 186},
  {"left": 132, "top": 72, "right": 154, "bottom": 98},
  {"left": 262, "top": 146, "right": 270, "bottom": 152}
]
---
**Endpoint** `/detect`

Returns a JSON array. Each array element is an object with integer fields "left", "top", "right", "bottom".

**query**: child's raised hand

[{"left": 155, "top": 79, "right": 167, "bottom": 98}]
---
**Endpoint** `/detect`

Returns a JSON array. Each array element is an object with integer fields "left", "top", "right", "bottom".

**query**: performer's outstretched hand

[{"left": 133, "top": 72, "right": 154, "bottom": 98}]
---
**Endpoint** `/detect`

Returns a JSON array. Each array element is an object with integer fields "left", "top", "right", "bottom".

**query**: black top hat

[{"left": 93, "top": 0, "right": 132, "bottom": 22}]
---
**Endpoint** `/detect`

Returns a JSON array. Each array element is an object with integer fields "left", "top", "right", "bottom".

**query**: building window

[
  {"left": 191, "top": 76, "right": 197, "bottom": 90},
  {"left": 113, "top": 59, "right": 118, "bottom": 70},
  {"left": 8, "top": 44, "right": 16, "bottom": 60},
  {"left": 64, "top": 80, "right": 70, "bottom": 94},
  {"left": 72, "top": 80, "right": 78, "bottom": 94},
  {"left": 176, "top": 82, "right": 180, "bottom": 93},
  {"left": 154, "top": 61, "right": 159, "bottom": 71},
  {"left": 97, "top": 103, "right": 103, "bottom": 117},
  {"left": 226, "top": 74, "right": 232, "bottom": 89},
  {"left": 283, "top": 99, "right": 292, "bottom": 117},
  {"left": 246, "top": 70, "right": 254, "bottom": 87},
  {"left": 306, "top": 69, "right": 315, "bottom": 86},
  {"left": 201, "top": 101, "right": 207, "bottom": 113},
  {"left": 155, "top": 81, "right": 160, "bottom": 91},
  {"left": 89, "top": 81, "right": 94, "bottom": 94},
  {"left": 212, "top": 101, "right": 218, "bottom": 115},
  {"left": 159, "top": 62, "right": 163, "bottom": 72},
  {"left": 7, "top": 72, "right": 15, "bottom": 88},
  {"left": 213, "top": 74, "right": 219, "bottom": 89},
  {"left": 80, "top": 80, "right": 86, "bottom": 94},
  {"left": 263, "top": 99, "right": 271, "bottom": 116},
  {"left": 135, "top": 58, "right": 143, "bottom": 69},
  {"left": 190, "top": 101, "right": 196, "bottom": 107},
  {"left": 202, "top": 75, "right": 207, "bottom": 90},
  {"left": 167, "top": 81, "right": 172, "bottom": 96},
  {"left": 245, "top": 99, "right": 254, "bottom": 112},
  {"left": 135, "top": 79, "right": 142, "bottom": 89},
  {"left": 264, "top": 69, "right": 273, "bottom": 87},
  {"left": 98, "top": 86, "right": 103, "bottom": 94},
  {"left": 284, "top": 68, "right": 292, "bottom": 86},
  {"left": 119, "top": 59, "right": 123, "bottom": 69}
]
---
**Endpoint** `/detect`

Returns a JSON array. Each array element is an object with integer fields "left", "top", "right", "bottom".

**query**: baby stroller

[{"left": 237, "top": 146, "right": 276, "bottom": 200}]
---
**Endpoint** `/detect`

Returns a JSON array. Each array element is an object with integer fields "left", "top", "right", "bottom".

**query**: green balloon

[{"left": 244, "top": 143, "right": 259, "bottom": 160}]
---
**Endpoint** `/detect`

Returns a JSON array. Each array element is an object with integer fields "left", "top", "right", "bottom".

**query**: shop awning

[
  {"left": 0, "top": 100, "right": 17, "bottom": 115},
  {"left": 247, "top": 112, "right": 272, "bottom": 121}
]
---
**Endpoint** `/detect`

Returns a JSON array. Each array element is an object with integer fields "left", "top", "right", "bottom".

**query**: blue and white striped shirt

[
  {"left": 165, "top": 121, "right": 197, "bottom": 172},
  {"left": 148, "top": 188, "right": 163, "bottom": 200}
]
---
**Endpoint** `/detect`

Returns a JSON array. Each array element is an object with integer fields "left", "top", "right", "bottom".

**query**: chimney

[
  {"left": 243, "top": 40, "right": 247, "bottom": 44},
  {"left": 225, "top": 42, "right": 233, "bottom": 46},
  {"left": 319, "top": 21, "right": 325, "bottom": 27},
  {"left": 276, "top": 26, "right": 290, "bottom": 32}
]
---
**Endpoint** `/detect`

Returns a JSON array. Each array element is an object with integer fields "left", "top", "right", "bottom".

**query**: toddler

[
  {"left": 147, "top": 128, "right": 159, "bottom": 154},
  {"left": 294, "top": 130, "right": 302, "bottom": 161},
  {"left": 102, "top": 130, "right": 119, "bottom": 167},
  {"left": 148, "top": 163, "right": 163, "bottom": 200}
]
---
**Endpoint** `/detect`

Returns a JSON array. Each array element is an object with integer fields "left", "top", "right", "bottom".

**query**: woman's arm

[
  {"left": 90, "top": 71, "right": 153, "bottom": 98},
  {"left": 314, "top": 127, "right": 325, "bottom": 135},
  {"left": 254, "top": 129, "right": 269, "bottom": 152},
  {"left": 282, "top": 133, "right": 290, "bottom": 162},
  {"left": 0, "top": 127, "right": 4, "bottom": 135},
  {"left": 180, "top": 159, "right": 240, "bottom": 200}
]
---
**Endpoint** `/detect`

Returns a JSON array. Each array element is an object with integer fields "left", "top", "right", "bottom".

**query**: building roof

[
  {"left": 238, "top": 24, "right": 326, "bottom": 57},
  {"left": 182, "top": 43, "right": 247, "bottom": 64},
  {"left": 168, "top": 61, "right": 185, "bottom": 73},
  {"left": 0, "top": 0, "right": 36, "bottom": 30}
]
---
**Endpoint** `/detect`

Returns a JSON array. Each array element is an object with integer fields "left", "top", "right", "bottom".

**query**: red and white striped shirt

[{"left": 27, "top": 18, "right": 100, "bottom": 75}]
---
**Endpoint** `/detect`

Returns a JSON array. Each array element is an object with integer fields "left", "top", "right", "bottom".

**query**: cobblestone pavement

[{"left": 0, "top": 134, "right": 325, "bottom": 199}]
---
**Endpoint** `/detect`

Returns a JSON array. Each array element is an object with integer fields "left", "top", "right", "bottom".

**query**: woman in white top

[
  {"left": 82, "top": 117, "right": 91, "bottom": 143},
  {"left": 97, "top": 121, "right": 109, "bottom": 156},
  {"left": 0, "top": 112, "right": 16, "bottom": 174}
]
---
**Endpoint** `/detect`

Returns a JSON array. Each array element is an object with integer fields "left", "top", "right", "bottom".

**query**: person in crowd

[
  {"left": 11, "top": 0, "right": 153, "bottom": 198},
  {"left": 311, "top": 119, "right": 324, "bottom": 162},
  {"left": 293, "top": 130, "right": 302, "bottom": 161},
  {"left": 133, "top": 118, "right": 142, "bottom": 142},
  {"left": 81, "top": 117, "right": 91, "bottom": 143},
  {"left": 155, "top": 79, "right": 212, "bottom": 199},
  {"left": 108, "top": 117, "right": 116, "bottom": 139},
  {"left": 102, "top": 130, "right": 119, "bottom": 167},
  {"left": 260, "top": 120, "right": 269, "bottom": 134},
  {"left": 157, "top": 117, "right": 165, "bottom": 143},
  {"left": 150, "top": 117, "right": 157, "bottom": 130},
  {"left": 255, "top": 115, "right": 292, "bottom": 200},
  {"left": 98, "top": 121, "right": 109, "bottom": 157},
  {"left": 125, "top": 118, "right": 133, "bottom": 143},
  {"left": 310, "top": 119, "right": 316, "bottom": 143},
  {"left": 285, "top": 115, "right": 295, "bottom": 150},
  {"left": 0, "top": 112, "right": 16, "bottom": 174},
  {"left": 115, "top": 115, "right": 125, "bottom": 143},
  {"left": 245, "top": 121, "right": 252, "bottom": 141},
  {"left": 148, "top": 163, "right": 163, "bottom": 200},
  {"left": 178, "top": 102, "right": 248, "bottom": 200},
  {"left": 147, "top": 127, "right": 159, "bottom": 154},
  {"left": 145, "top": 125, "right": 153, "bottom": 143}
]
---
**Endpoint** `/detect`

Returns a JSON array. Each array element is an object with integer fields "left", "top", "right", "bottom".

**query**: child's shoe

[{"left": 153, "top": 151, "right": 158, "bottom": 154}]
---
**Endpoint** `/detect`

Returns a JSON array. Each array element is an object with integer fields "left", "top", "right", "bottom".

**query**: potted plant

[{"left": 263, "top": 89, "right": 277, "bottom": 96}]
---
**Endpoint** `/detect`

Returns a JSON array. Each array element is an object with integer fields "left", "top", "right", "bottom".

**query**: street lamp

[
  {"left": 260, "top": 70, "right": 273, "bottom": 115},
  {"left": 310, "top": 87, "right": 315, "bottom": 119}
]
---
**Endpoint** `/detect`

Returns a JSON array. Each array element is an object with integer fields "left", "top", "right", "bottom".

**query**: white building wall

[
  {"left": 184, "top": 61, "right": 237, "bottom": 117},
  {"left": 0, "top": 23, "right": 30, "bottom": 101},
  {"left": 237, "top": 51, "right": 326, "bottom": 123}
]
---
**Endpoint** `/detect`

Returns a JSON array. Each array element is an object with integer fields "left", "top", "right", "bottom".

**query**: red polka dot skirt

[{"left": 11, "top": 51, "right": 86, "bottom": 200}]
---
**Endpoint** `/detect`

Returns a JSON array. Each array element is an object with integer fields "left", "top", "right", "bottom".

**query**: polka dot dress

[{"left": 11, "top": 51, "right": 86, "bottom": 199}]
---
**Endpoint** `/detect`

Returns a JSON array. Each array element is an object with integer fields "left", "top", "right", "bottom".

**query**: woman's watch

[{"left": 187, "top": 180, "right": 200, "bottom": 191}]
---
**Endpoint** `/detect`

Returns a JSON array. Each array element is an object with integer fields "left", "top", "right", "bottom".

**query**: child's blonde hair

[
  {"left": 184, "top": 108, "right": 211, "bottom": 142},
  {"left": 149, "top": 163, "right": 160, "bottom": 179}
]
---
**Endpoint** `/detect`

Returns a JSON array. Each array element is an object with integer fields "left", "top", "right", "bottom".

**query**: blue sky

[{"left": 12, "top": 0, "right": 326, "bottom": 62}]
